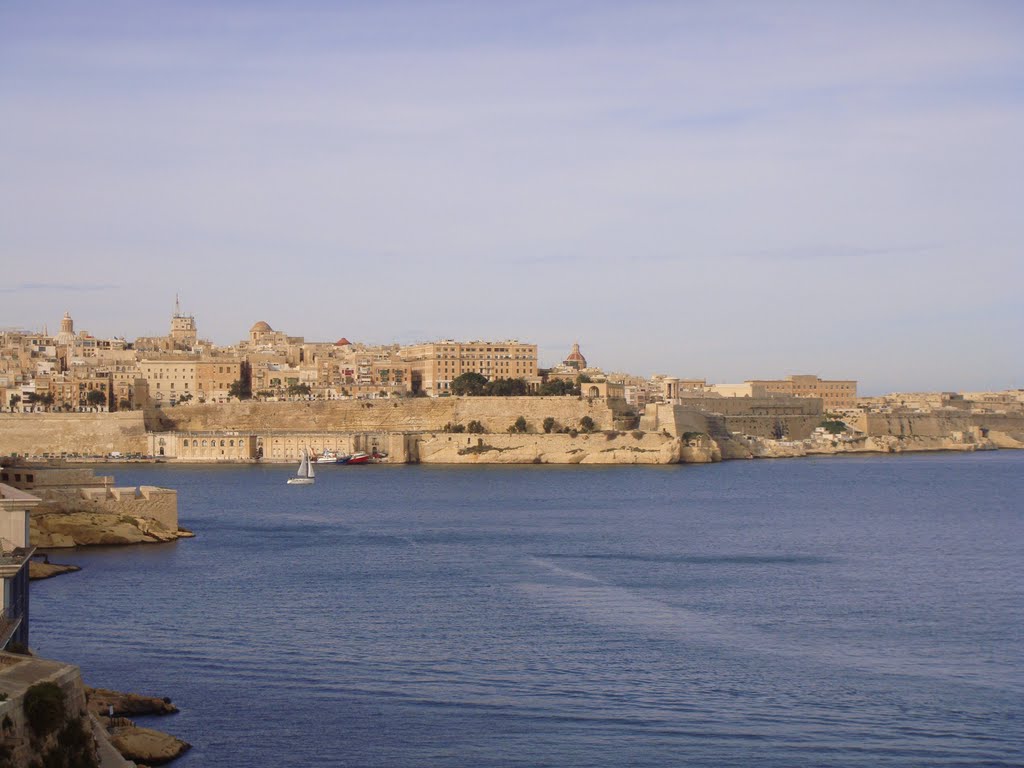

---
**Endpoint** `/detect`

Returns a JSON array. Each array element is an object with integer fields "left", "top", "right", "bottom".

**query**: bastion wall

[
  {"left": 0, "top": 412, "right": 148, "bottom": 457},
  {"left": 159, "top": 397, "right": 627, "bottom": 435},
  {"left": 415, "top": 430, "right": 687, "bottom": 464}
]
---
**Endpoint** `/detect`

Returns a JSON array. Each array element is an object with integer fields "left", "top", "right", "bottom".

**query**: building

[
  {"left": 744, "top": 375, "right": 858, "bottom": 410},
  {"left": 563, "top": 342, "right": 587, "bottom": 370},
  {"left": 170, "top": 296, "right": 198, "bottom": 348},
  {"left": 139, "top": 358, "right": 242, "bottom": 405},
  {"left": 0, "top": 481, "right": 37, "bottom": 648},
  {"left": 400, "top": 340, "right": 539, "bottom": 396}
]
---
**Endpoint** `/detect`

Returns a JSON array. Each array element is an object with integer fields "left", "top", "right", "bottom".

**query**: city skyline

[{"left": 3, "top": 1, "right": 1023, "bottom": 394}]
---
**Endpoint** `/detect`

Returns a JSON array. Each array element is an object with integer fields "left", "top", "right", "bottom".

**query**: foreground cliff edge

[{"left": 0, "top": 651, "right": 189, "bottom": 767}]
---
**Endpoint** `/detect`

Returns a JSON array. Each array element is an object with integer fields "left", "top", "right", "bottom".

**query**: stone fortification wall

[
  {"left": 970, "top": 412, "right": 1024, "bottom": 441},
  {"left": 32, "top": 485, "right": 178, "bottom": 530},
  {"left": 0, "top": 412, "right": 148, "bottom": 457},
  {"left": 160, "top": 397, "right": 623, "bottom": 435},
  {"left": 639, "top": 404, "right": 819, "bottom": 440},
  {"left": 720, "top": 415, "right": 822, "bottom": 440},
  {"left": 863, "top": 412, "right": 975, "bottom": 438},
  {"left": 674, "top": 396, "right": 823, "bottom": 417},
  {"left": 0, "top": 653, "right": 100, "bottom": 768},
  {"left": 416, "top": 431, "right": 690, "bottom": 464}
]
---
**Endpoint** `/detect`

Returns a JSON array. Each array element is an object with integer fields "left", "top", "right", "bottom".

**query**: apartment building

[{"left": 400, "top": 340, "right": 539, "bottom": 396}]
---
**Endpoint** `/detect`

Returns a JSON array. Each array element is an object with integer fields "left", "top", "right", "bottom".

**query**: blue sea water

[{"left": 30, "top": 452, "right": 1024, "bottom": 767}]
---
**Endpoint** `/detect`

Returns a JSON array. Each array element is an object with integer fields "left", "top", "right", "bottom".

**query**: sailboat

[{"left": 287, "top": 448, "right": 316, "bottom": 485}]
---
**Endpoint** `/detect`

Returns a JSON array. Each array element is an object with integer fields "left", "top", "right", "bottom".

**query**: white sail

[
  {"left": 296, "top": 450, "right": 309, "bottom": 477},
  {"left": 308, "top": 458, "right": 315, "bottom": 479}
]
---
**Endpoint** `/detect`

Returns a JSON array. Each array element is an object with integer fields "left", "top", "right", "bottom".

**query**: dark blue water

[{"left": 30, "top": 453, "right": 1024, "bottom": 766}]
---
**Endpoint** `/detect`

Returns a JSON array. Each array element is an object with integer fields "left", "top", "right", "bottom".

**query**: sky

[{"left": 1, "top": 0, "right": 1022, "bottom": 395}]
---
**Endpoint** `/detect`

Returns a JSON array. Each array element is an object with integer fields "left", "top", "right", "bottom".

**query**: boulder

[{"left": 109, "top": 724, "right": 190, "bottom": 765}]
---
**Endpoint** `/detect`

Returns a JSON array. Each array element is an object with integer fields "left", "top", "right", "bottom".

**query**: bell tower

[{"left": 170, "top": 294, "right": 197, "bottom": 348}]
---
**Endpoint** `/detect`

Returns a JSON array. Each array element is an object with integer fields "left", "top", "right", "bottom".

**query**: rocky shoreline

[
  {"left": 86, "top": 686, "right": 191, "bottom": 765},
  {"left": 30, "top": 509, "right": 194, "bottom": 548}
]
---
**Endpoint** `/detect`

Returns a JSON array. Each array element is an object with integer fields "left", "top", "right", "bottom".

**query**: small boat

[
  {"left": 287, "top": 449, "right": 316, "bottom": 484},
  {"left": 345, "top": 452, "right": 370, "bottom": 465},
  {"left": 315, "top": 450, "right": 344, "bottom": 464}
]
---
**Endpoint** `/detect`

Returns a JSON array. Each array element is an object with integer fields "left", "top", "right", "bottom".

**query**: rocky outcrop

[
  {"left": 85, "top": 687, "right": 179, "bottom": 718},
  {"left": 679, "top": 435, "right": 722, "bottom": 463},
  {"left": 108, "top": 724, "right": 190, "bottom": 765},
  {"left": 29, "top": 560, "right": 81, "bottom": 580},
  {"left": 30, "top": 509, "right": 194, "bottom": 548},
  {"left": 86, "top": 687, "right": 189, "bottom": 766},
  {"left": 722, "top": 432, "right": 1001, "bottom": 459}
]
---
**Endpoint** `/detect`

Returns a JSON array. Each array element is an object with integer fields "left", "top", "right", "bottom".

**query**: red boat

[{"left": 344, "top": 452, "right": 370, "bottom": 465}]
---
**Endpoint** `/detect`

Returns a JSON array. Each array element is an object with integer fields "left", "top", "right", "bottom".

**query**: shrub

[
  {"left": 24, "top": 681, "right": 65, "bottom": 738},
  {"left": 579, "top": 416, "right": 596, "bottom": 433},
  {"left": 631, "top": 430, "right": 644, "bottom": 440},
  {"left": 466, "top": 420, "right": 485, "bottom": 434},
  {"left": 820, "top": 420, "right": 846, "bottom": 435},
  {"left": 513, "top": 416, "right": 527, "bottom": 433},
  {"left": 542, "top": 417, "right": 556, "bottom": 433}
]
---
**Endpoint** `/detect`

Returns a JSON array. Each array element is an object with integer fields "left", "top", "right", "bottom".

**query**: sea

[{"left": 30, "top": 452, "right": 1024, "bottom": 767}]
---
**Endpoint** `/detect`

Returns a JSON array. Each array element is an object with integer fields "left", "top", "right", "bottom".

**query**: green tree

[
  {"left": 820, "top": 419, "right": 846, "bottom": 435},
  {"left": 513, "top": 415, "right": 528, "bottom": 433},
  {"left": 85, "top": 389, "right": 107, "bottom": 408},
  {"left": 451, "top": 372, "right": 488, "bottom": 396},
  {"left": 287, "top": 383, "right": 312, "bottom": 397},
  {"left": 485, "top": 378, "right": 530, "bottom": 396},
  {"left": 542, "top": 416, "right": 556, "bottom": 433},
  {"left": 8, "top": 394, "right": 20, "bottom": 411},
  {"left": 38, "top": 393, "right": 55, "bottom": 410},
  {"left": 466, "top": 420, "right": 485, "bottom": 433},
  {"left": 539, "top": 379, "right": 580, "bottom": 396},
  {"left": 579, "top": 415, "right": 596, "bottom": 433}
]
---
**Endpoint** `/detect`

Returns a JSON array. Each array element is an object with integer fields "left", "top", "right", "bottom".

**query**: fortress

[{"left": 2, "top": 387, "right": 1022, "bottom": 466}]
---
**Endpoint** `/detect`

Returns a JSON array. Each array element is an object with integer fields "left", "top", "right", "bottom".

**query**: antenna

[{"left": 175, "top": 293, "right": 181, "bottom": 317}]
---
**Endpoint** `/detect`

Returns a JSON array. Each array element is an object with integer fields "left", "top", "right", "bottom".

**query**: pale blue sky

[{"left": 2, "top": 1, "right": 1022, "bottom": 394}]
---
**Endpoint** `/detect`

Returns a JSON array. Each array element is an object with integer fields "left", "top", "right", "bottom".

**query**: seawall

[
  {"left": 157, "top": 396, "right": 629, "bottom": 434},
  {"left": 0, "top": 412, "right": 148, "bottom": 457}
]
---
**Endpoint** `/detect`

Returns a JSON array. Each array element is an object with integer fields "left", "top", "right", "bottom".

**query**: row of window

[{"left": 182, "top": 438, "right": 247, "bottom": 448}]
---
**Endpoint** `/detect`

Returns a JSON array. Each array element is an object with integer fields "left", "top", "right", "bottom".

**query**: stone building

[
  {"left": 138, "top": 358, "right": 241, "bottom": 405},
  {"left": 400, "top": 340, "right": 539, "bottom": 396},
  {"left": 744, "top": 375, "right": 858, "bottom": 409}
]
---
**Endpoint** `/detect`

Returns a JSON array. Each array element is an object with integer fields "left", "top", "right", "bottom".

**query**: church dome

[
  {"left": 250, "top": 321, "right": 273, "bottom": 333},
  {"left": 564, "top": 342, "right": 587, "bottom": 369}
]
